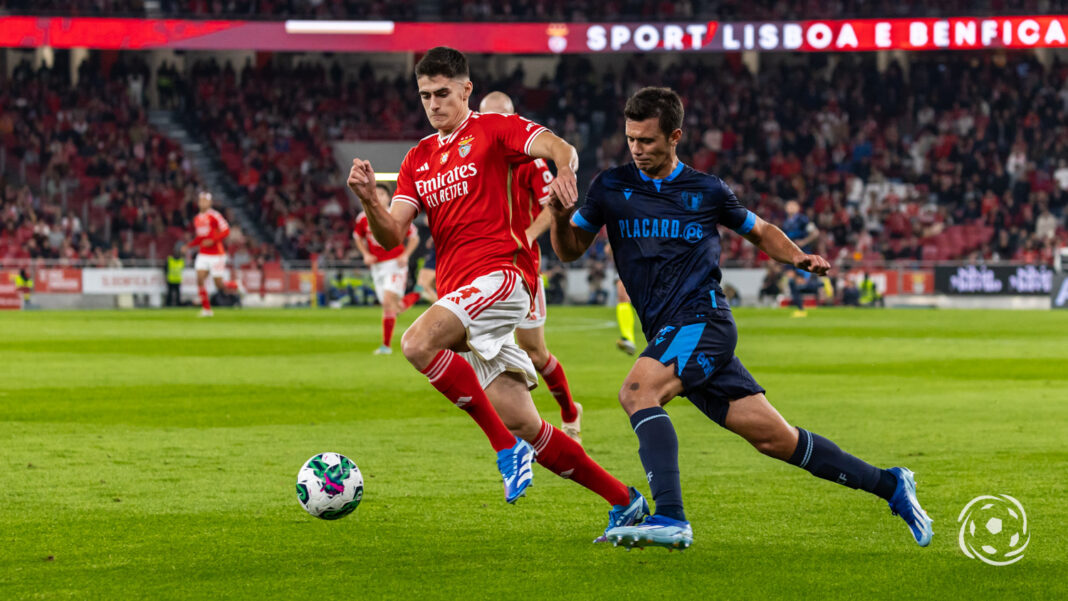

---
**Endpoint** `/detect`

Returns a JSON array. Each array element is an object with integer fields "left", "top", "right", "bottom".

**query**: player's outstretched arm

[
  {"left": 528, "top": 132, "right": 579, "bottom": 210},
  {"left": 547, "top": 194, "right": 596, "bottom": 262},
  {"left": 743, "top": 214, "right": 830, "bottom": 275},
  {"left": 347, "top": 158, "right": 414, "bottom": 250}
]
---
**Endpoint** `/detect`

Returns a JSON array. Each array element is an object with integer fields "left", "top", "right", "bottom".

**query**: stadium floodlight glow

[
  {"left": 284, "top": 21, "right": 395, "bottom": 35},
  {"left": 376, "top": 172, "right": 400, "bottom": 182}
]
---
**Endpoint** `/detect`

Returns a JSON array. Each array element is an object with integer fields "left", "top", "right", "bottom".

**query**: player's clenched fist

[
  {"left": 794, "top": 254, "right": 831, "bottom": 276},
  {"left": 347, "top": 158, "right": 377, "bottom": 203},
  {"left": 549, "top": 166, "right": 578, "bottom": 211}
]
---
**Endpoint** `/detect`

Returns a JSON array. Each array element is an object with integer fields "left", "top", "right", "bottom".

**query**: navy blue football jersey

[{"left": 573, "top": 162, "right": 755, "bottom": 338}]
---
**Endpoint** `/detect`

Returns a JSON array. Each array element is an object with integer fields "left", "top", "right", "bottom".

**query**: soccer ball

[{"left": 296, "top": 452, "right": 364, "bottom": 520}]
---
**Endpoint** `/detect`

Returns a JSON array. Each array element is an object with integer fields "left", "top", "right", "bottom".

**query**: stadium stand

[
  {"left": 0, "top": 54, "right": 260, "bottom": 264},
  {"left": 179, "top": 51, "right": 1067, "bottom": 266}
]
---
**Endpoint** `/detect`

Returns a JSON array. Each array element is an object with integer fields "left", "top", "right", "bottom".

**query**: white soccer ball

[{"left": 296, "top": 452, "right": 364, "bottom": 520}]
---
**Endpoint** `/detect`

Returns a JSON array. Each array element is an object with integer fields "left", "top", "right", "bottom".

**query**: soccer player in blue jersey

[{"left": 549, "top": 87, "right": 933, "bottom": 550}]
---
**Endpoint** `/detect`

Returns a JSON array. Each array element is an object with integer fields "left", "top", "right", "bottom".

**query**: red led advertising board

[{"left": 1, "top": 16, "right": 1066, "bottom": 53}]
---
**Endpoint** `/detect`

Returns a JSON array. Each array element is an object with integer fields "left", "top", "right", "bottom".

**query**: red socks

[
  {"left": 401, "top": 292, "right": 420, "bottom": 310},
  {"left": 198, "top": 286, "right": 210, "bottom": 310},
  {"left": 540, "top": 355, "right": 578, "bottom": 422},
  {"left": 420, "top": 350, "right": 516, "bottom": 452},
  {"left": 383, "top": 313, "right": 396, "bottom": 347},
  {"left": 531, "top": 420, "right": 630, "bottom": 506}
]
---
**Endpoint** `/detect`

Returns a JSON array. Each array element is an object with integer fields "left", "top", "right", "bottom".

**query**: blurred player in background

[
  {"left": 347, "top": 47, "right": 648, "bottom": 538},
  {"left": 550, "top": 87, "right": 932, "bottom": 550},
  {"left": 783, "top": 199, "right": 821, "bottom": 317},
  {"left": 480, "top": 91, "right": 583, "bottom": 443},
  {"left": 414, "top": 241, "right": 438, "bottom": 303},
  {"left": 183, "top": 191, "right": 241, "bottom": 317},
  {"left": 616, "top": 278, "right": 637, "bottom": 354},
  {"left": 353, "top": 183, "right": 422, "bottom": 355}
]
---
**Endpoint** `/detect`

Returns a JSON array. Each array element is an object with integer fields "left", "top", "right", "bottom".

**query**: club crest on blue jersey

[
  {"left": 623, "top": 188, "right": 633, "bottom": 200},
  {"left": 683, "top": 222, "right": 703, "bottom": 243},
  {"left": 681, "top": 191, "right": 702, "bottom": 211}
]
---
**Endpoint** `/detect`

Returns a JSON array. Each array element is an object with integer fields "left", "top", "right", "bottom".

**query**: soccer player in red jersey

[
  {"left": 479, "top": 91, "right": 583, "bottom": 444},
  {"left": 347, "top": 47, "right": 648, "bottom": 537},
  {"left": 183, "top": 191, "right": 240, "bottom": 317},
  {"left": 353, "top": 183, "right": 422, "bottom": 355}
]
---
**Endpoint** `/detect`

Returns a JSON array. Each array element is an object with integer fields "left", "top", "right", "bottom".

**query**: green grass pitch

[{"left": 1, "top": 306, "right": 1066, "bottom": 600}]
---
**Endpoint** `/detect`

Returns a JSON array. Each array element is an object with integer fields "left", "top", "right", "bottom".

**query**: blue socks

[
  {"left": 630, "top": 407, "right": 686, "bottom": 522},
  {"left": 789, "top": 428, "right": 898, "bottom": 501}
]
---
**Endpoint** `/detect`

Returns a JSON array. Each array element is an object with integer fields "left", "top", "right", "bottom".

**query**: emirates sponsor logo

[{"left": 415, "top": 163, "right": 479, "bottom": 209}]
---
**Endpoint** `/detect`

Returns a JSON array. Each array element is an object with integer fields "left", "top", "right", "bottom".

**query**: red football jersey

[
  {"left": 353, "top": 212, "right": 417, "bottom": 261},
  {"left": 192, "top": 209, "right": 229, "bottom": 256},
  {"left": 512, "top": 158, "right": 554, "bottom": 273},
  {"left": 392, "top": 111, "right": 547, "bottom": 297}
]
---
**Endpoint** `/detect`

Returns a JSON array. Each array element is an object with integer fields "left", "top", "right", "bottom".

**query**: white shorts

[
  {"left": 194, "top": 253, "right": 227, "bottom": 278},
  {"left": 436, "top": 270, "right": 537, "bottom": 390},
  {"left": 370, "top": 259, "right": 408, "bottom": 300},
  {"left": 516, "top": 277, "right": 547, "bottom": 330}
]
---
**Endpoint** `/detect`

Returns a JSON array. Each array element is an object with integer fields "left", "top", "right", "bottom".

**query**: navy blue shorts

[
  {"left": 640, "top": 313, "right": 765, "bottom": 426},
  {"left": 423, "top": 248, "right": 436, "bottom": 270}
]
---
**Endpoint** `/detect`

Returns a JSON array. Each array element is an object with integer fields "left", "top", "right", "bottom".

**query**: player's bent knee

[
  {"left": 400, "top": 328, "right": 435, "bottom": 367},
  {"left": 618, "top": 386, "right": 664, "bottom": 416},
  {"left": 523, "top": 346, "right": 549, "bottom": 369},
  {"left": 506, "top": 419, "right": 541, "bottom": 442}
]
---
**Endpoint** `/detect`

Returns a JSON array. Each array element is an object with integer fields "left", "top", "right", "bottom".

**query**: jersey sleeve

[
  {"left": 353, "top": 214, "right": 367, "bottom": 240},
  {"left": 527, "top": 158, "right": 554, "bottom": 206},
  {"left": 487, "top": 113, "right": 549, "bottom": 163},
  {"left": 405, "top": 222, "right": 418, "bottom": 239},
  {"left": 572, "top": 172, "right": 607, "bottom": 233},
  {"left": 212, "top": 212, "right": 230, "bottom": 239},
  {"left": 391, "top": 149, "right": 422, "bottom": 212},
  {"left": 717, "top": 180, "right": 756, "bottom": 235}
]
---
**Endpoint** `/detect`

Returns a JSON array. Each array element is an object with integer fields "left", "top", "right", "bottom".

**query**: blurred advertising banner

[
  {"left": 82, "top": 268, "right": 167, "bottom": 294},
  {"left": 1052, "top": 275, "right": 1068, "bottom": 309},
  {"left": 34, "top": 268, "right": 83, "bottom": 294},
  {"left": 0, "top": 270, "right": 21, "bottom": 310},
  {"left": 846, "top": 269, "right": 934, "bottom": 296},
  {"left": 935, "top": 265, "right": 1055, "bottom": 296},
  {"left": 2, "top": 16, "right": 1067, "bottom": 53}
]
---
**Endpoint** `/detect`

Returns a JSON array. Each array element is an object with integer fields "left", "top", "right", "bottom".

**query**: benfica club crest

[{"left": 458, "top": 135, "right": 474, "bottom": 158}]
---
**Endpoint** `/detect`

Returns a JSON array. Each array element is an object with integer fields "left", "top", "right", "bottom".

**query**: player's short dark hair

[
  {"left": 415, "top": 47, "right": 470, "bottom": 80},
  {"left": 375, "top": 182, "right": 391, "bottom": 194},
  {"left": 624, "top": 87, "right": 684, "bottom": 139}
]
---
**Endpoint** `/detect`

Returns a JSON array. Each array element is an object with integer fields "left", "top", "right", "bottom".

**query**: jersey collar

[
  {"left": 438, "top": 110, "right": 474, "bottom": 147},
  {"left": 637, "top": 161, "right": 685, "bottom": 192}
]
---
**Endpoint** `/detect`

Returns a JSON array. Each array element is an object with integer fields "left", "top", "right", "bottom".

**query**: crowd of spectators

[
  {"left": 5, "top": 48, "right": 1068, "bottom": 273},
  {"left": 544, "top": 51, "right": 1068, "bottom": 267},
  {"left": 2, "top": 0, "right": 1062, "bottom": 21},
  {"left": 187, "top": 57, "right": 375, "bottom": 260},
  {"left": 185, "top": 50, "right": 1068, "bottom": 268},
  {"left": 0, "top": 54, "right": 262, "bottom": 265}
]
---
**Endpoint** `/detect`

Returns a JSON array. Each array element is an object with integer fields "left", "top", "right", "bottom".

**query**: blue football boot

[
  {"left": 496, "top": 438, "right": 534, "bottom": 504},
  {"left": 605, "top": 514, "right": 693, "bottom": 550},
  {"left": 886, "top": 467, "right": 933, "bottom": 547},
  {"left": 594, "top": 486, "right": 650, "bottom": 543}
]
